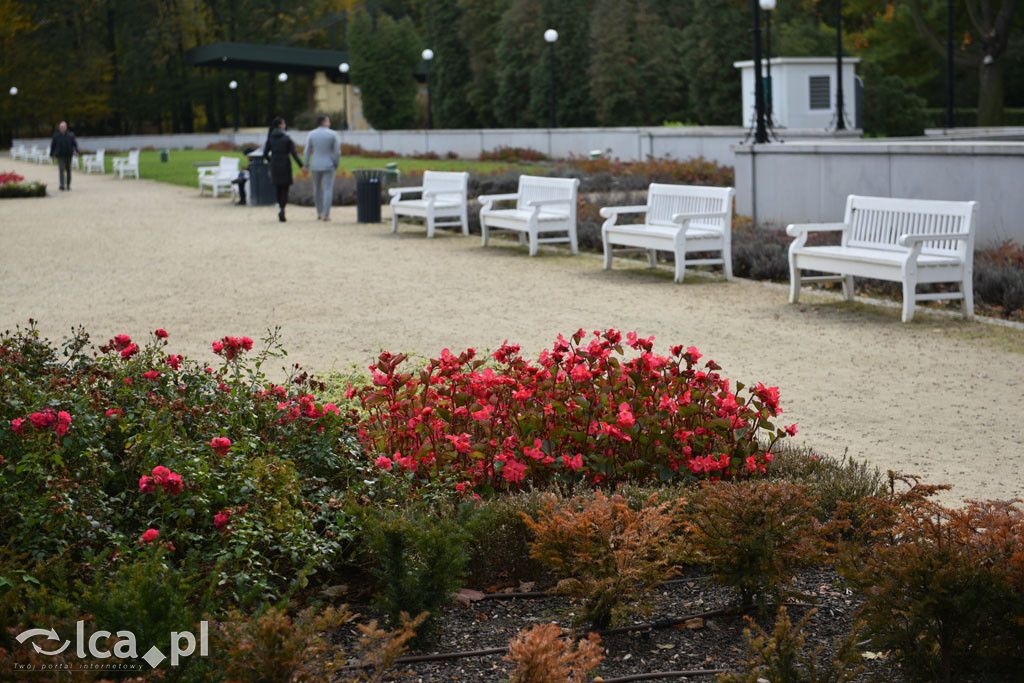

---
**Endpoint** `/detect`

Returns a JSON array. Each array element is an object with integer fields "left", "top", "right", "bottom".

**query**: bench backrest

[
  {"left": 515, "top": 175, "right": 579, "bottom": 219},
  {"left": 646, "top": 183, "right": 734, "bottom": 231},
  {"left": 94, "top": 149, "right": 105, "bottom": 162},
  {"left": 126, "top": 150, "right": 140, "bottom": 164},
  {"left": 422, "top": 170, "right": 468, "bottom": 200},
  {"left": 843, "top": 195, "right": 976, "bottom": 258},
  {"left": 219, "top": 156, "right": 240, "bottom": 173}
]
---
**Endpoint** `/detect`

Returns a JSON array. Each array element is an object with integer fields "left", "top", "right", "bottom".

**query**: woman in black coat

[{"left": 263, "top": 117, "right": 305, "bottom": 222}]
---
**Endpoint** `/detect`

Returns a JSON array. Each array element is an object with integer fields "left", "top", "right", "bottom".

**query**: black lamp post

[
  {"left": 751, "top": 1, "right": 768, "bottom": 143},
  {"left": 544, "top": 29, "right": 558, "bottom": 128},
  {"left": 9, "top": 86, "right": 17, "bottom": 141},
  {"left": 421, "top": 48, "right": 434, "bottom": 129},
  {"left": 229, "top": 80, "right": 239, "bottom": 132},
  {"left": 278, "top": 72, "right": 288, "bottom": 120},
  {"left": 760, "top": 0, "right": 776, "bottom": 125},
  {"left": 835, "top": 0, "right": 846, "bottom": 131},
  {"left": 945, "top": 0, "right": 954, "bottom": 129},
  {"left": 339, "top": 62, "right": 350, "bottom": 130}
]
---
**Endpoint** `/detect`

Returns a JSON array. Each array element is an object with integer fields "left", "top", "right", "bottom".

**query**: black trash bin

[
  {"left": 246, "top": 154, "right": 276, "bottom": 206},
  {"left": 353, "top": 168, "right": 385, "bottom": 223}
]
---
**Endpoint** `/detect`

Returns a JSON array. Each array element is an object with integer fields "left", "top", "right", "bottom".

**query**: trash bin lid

[{"left": 353, "top": 168, "right": 386, "bottom": 181}]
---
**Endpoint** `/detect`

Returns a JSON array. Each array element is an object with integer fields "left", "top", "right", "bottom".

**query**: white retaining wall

[
  {"left": 733, "top": 140, "right": 1024, "bottom": 247},
  {"left": 12, "top": 126, "right": 854, "bottom": 167}
]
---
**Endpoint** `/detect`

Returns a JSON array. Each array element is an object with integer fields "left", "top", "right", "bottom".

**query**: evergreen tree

[
  {"left": 679, "top": 0, "right": 749, "bottom": 126},
  {"left": 347, "top": 8, "right": 421, "bottom": 130},
  {"left": 424, "top": 0, "right": 477, "bottom": 128},
  {"left": 588, "top": 0, "right": 638, "bottom": 125},
  {"left": 493, "top": 0, "right": 542, "bottom": 126},
  {"left": 458, "top": 0, "right": 512, "bottom": 127}
]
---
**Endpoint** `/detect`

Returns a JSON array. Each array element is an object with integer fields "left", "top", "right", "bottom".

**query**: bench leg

[
  {"left": 480, "top": 219, "right": 489, "bottom": 247},
  {"left": 426, "top": 207, "right": 435, "bottom": 238},
  {"left": 569, "top": 224, "right": 578, "bottom": 255},
  {"left": 528, "top": 230, "right": 539, "bottom": 257},
  {"left": 647, "top": 250, "right": 657, "bottom": 268},
  {"left": 901, "top": 280, "right": 916, "bottom": 323},
  {"left": 788, "top": 262, "right": 801, "bottom": 304},
  {"left": 460, "top": 206, "right": 469, "bottom": 236},
  {"left": 722, "top": 241, "right": 733, "bottom": 280},
  {"left": 962, "top": 277, "right": 974, "bottom": 320},
  {"left": 842, "top": 275, "right": 855, "bottom": 301},
  {"left": 602, "top": 239, "right": 613, "bottom": 271}
]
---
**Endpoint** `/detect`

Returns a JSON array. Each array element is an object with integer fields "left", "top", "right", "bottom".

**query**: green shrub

[
  {"left": 363, "top": 508, "right": 468, "bottom": 646},
  {"left": 690, "top": 481, "right": 822, "bottom": 611},
  {"left": 0, "top": 181, "right": 47, "bottom": 198}
]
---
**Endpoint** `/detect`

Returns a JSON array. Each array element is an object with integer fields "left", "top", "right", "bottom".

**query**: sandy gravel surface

[{"left": 2, "top": 159, "right": 1021, "bottom": 504}]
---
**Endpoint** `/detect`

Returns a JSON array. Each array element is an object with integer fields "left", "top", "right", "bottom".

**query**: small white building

[{"left": 733, "top": 56, "right": 860, "bottom": 131}]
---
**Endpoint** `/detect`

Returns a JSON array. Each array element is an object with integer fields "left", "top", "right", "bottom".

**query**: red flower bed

[
  {"left": 0, "top": 172, "right": 25, "bottom": 185},
  {"left": 353, "top": 329, "right": 795, "bottom": 494}
]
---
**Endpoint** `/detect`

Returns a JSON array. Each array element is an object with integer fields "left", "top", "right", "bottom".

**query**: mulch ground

[{"left": 333, "top": 566, "right": 903, "bottom": 681}]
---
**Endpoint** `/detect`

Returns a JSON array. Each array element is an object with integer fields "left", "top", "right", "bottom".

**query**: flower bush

[
  {"left": 0, "top": 321, "right": 364, "bottom": 607},
  {"left": 354, "top": 329, "right": 795, "bottom": 495}
]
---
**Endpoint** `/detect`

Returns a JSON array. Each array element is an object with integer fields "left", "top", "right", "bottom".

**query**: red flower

[
  {"left": 139, "top": 475, "right": 157, "bottom": 493},
  {"left": 165, "top": 355, "right": 183, "bottom": 370},
  {"left": 784, "top": 424, "right": 798, "bottom": 437},
  {"left": 616, "top": 403, "right": 635, "bottom": 429},
  {"left": 210, "top": 437, "right": 232, "bottom": 456},
  {"left": 161, "top": 472, "right": 183, "bottom": 495},
  {"left": 151, "top": 465, "right": 170, "bottom": 481},
  {"left": 120, "top": 343, "right": 138, "bottom": 359},
  {"left": 11, "top": 418, "right": 25, "bottom": 435},
  {"left": 155, "top": 329, "right": 169, "bottom": 339},
  {"left": 139, "top": 529, "right": 160, "bottom": 545},
  {"left": 112, "top": 334, "right": 132, "bottom": 350},
  {"left": 142, "top": 370, "right": 161, "bottom": 380},
  {"left": 375, "top": 455, "right": 393, "bottom": 471},
  {"left": 29, "top": 410, "right": 55, "bottom": 429},
  {"left": 105, "top": 408, "right": 124, "bottom": 418},
  {"left": 211, "top": 340, "right": 224, "bottom": 354},
  {"left": 54, "top": 411, "right": 72, "bottom": 437},
  {"left": 214, "top": 510, "right": 231, "bottom": 531},
  {"left": 123, "top": 377, "right": 132, "bottom": 385}
]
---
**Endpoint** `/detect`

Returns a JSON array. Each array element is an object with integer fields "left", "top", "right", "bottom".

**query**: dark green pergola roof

[{"left": 186, "top": 42, "right": 350, "bottom": 77}]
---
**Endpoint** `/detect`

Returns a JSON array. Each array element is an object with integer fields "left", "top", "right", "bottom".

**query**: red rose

[
  {"left": 139, "top": 475, "right": 156, "bottom": 493},
  {"left": 214, "top": 510, "right": 231, "bottom": 531},
  {"left": 11, "top": 418, "right": 25, "bottom": 435},
  {"left": 210, "top": 437, "right": 232, "bottom": 456},
  {"left": 55, "top": 411, "right": 72, "bottom": 437},
  {"left": 120, "top": 343, "right": 138, "bottom": 359},
  {"left": 29, "top": 410, "right": 55, "bottom": 429},
  {"left": 142, "top": 370, "right": 160, "bottom": 380},
  {"left": 155, "top": 329, "right": 169, "bottom": 339},
  {"left": 161, "top": 472, "right": 183, "bottom": 495},
  {"left": 139, "top": 529, "right": 159, "bottom": 545},
  {"left": 106, "top": 408, "right": 124, "bottom": 418}
]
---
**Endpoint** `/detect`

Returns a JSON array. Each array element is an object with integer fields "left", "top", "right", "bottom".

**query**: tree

[
  {"left": 458, "top": 0, "right": 511, "bottom": 127},
  {"left": 905, "top": 0, "right": 1020, "bottom": 125},
  {"left": 347, "top": 8, "right": 421, "bottom": 130},
  {"left": 423, "top": 0, "right": 477, "bottom": 128},
  {"left": 588, "top": 0, "right": 639, "bottom": 125},
  {"left": 678, "top": 0, "right": 749, "bottom": 125}
]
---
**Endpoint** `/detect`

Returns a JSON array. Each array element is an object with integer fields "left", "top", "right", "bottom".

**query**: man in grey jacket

[{"left": 303, "top": 115, "right": 341, "bottom": 221}]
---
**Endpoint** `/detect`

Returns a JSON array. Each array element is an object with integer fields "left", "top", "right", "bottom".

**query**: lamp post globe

[
  {"left": 278, "top": 72, "right": 287, "bottom": 83},
  {"left": 339, "top": 62, "right": 349, "bottom": 74},
  {"left": 277, "top": 73, "right": 288, "bottom": 121},
  {"left": 759, "top": 0, "right": 776, "bottom": 125},
  {"left": 228, "top": 80, "right": 237, "bottom": 90},
  {"left": 758, "top": 0, "right": 776, "bottom": 9},
  {"left": 9, "top": 86, "right": 17, "bottom": 140},
  {"left": 421, "top": 48, "right": 433, "bottom": 61},
  {"left": 228, "top": 81, "right": 239, "bottom": 132},
  {"left": 544, "top": 29, "right": 558, "bottom": 43},
  {"left": 8, "top": 86, "right": 16, "bottom": 96}
]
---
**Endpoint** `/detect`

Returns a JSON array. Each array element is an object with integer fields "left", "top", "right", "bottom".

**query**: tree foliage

[{"left": 347, "top": 8, "right": 421, "bottom": 130}]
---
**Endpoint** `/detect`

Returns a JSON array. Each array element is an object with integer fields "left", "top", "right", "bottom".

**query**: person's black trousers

[{"left": 57, "top": 157, "right": 73, "bottom": 189}]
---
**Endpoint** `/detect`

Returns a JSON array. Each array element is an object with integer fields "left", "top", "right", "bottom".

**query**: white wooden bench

[
  {"left": 388, "top": 170, "right": 469, "bottom": 237},
  {"left": 198, "top": 156, "right": 241, "bottom": 198},
  {"left": 479, "top": 175, "right": 580, "bottom": 256},
  {"left": 29, "top": 146, "right": 51, "bottom": 164},
  {"left": 599, "top": 183, "right": 735, "bottom": 283},
  {"left": 787, "top": 195, "right": 977, "bottom": 323},
  {"left": 10, "top": 144, "right": 27, "bottom": 161},
  {"left": 82, "top": 149, "right": 105, "bottom": 173},
  {"left": 112, "top": 150, "right": 140, "bottom": 179}
]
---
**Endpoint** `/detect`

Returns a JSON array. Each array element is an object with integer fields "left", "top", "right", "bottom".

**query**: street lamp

[
  {"left": 544, "top": 29, "right": 558, "bottom": 128},
  {"left": 945, "top": 0, "right": 954, "bottom": 129},
  {"left": 759, "top": 0, "right": 776, "bottom": 125},
  {"left": 421, "top": 48, "right": 434, "bottom": 129},
  {"left": 8, "top": 86, "right": 17, "bottom": 141},
  {"left": 228, "top": 80, "right": 239, "bottom": 133},
  {"left": 278, "top": 72, "right": 288, "bottom": 121},
  {"left": 834, "top": 0, "right": 846, "bottom": 131},
  {"left": 339, "top": 62, "right": 350, "bottom": 130},
  {"left": 749, "top": 2, "right": 768, "bottom": 143}
]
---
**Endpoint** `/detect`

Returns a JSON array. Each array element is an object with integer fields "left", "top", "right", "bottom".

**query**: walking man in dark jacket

[{"left": 50, "top": 121, "right": 79, "bottom": 191}]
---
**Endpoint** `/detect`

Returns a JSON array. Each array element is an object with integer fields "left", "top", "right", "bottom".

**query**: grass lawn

[{"left": 93, "top": 149, "right": 525, "bottom": 189}]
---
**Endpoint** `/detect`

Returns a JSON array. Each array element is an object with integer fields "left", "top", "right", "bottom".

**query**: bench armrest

[
  {"left": 671, "top": 211, "right": 730, "bottom": 225},
  {"left": 422, "top": 190, "right": 463, "bottom": 199},
  {"left": 897, "top": 232, "right": 971, "bottom": 247},
  {"left": 477, "top": 193, "right": 518, "bottom": 204},
  {"left": 599, "top": 205, "right": 648, "bottom": 219},
  {"left": 527, "top": 197, "right": 572, "bottom": 208},
  {"left": 785, "top": 222, "right": 849, "bottom": 238},
  {"left": 388, "top": 185, "right": 424, "bottom": 198}
]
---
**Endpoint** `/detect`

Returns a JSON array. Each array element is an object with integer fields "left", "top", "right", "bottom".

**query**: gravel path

[{"left": 2, "top": 159, "right": 1021, "bottom": 504}]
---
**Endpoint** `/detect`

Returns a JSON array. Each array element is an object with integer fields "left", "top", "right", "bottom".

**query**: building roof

[{"left": 186, "top": 42, "right": 350, "bottom": 77}]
